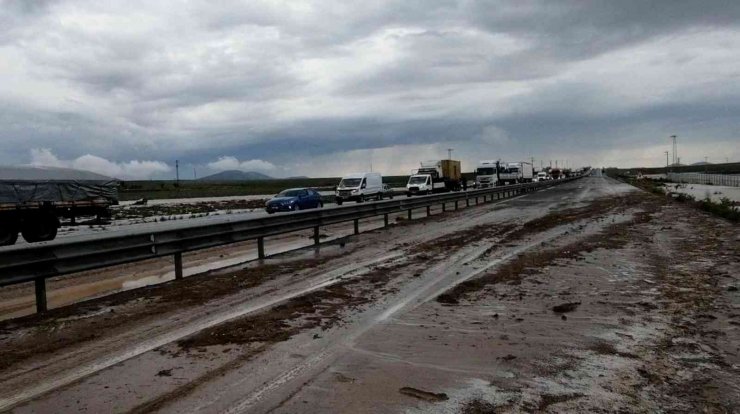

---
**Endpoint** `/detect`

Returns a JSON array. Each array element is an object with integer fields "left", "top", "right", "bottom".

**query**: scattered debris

[
  {"left": 552, "top": 302, "right": 581, "bottom": 313},
  {"left": 536, "top": 393, "right": 584, "bottom": 411},
  {"left": 399, "top": 387, "right": 449, "bottom": 402},
  {"left": 436, "top": 294, "right": 459, "bottom": 305},
  {"left": 156, "top": 369, "right": 173, "bottom": 377}
]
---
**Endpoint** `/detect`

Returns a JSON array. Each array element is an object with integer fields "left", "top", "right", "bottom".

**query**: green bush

[{"left": 698, "top": 197, "right": 739, "bottom": 222}]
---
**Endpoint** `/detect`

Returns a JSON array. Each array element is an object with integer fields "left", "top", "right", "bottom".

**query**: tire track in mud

[
  {"left": 192, "top": 190, "right": 633, "bottom": 413},
  {"left": 0, "top": 253, "right": 403, "bottom": 412},
  {"left": 2, "top": 178, "right": 604, "bottom": 412},
  {"left": 127, "top": 224, "right": 522, "bottom": 413}
]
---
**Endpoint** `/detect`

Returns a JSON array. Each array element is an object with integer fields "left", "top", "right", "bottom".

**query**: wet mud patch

[
  {"left": 530, "top": 393, "right": 584, "bottom": 412},
  {"left": 409, "top": 223, "right": 517, "bottom": 256},
  {"left": 176, "top": 282, "right": 369, "bottom": 350},
  {"left": 460, "top": 398, "right": 504, "bottom": 413},
  {"left": 436, "top": 200, "right": 661, "bottom": 304},
  {"left": 113, "top": 199, "right": 269, "bottom": 220},
  {"left": 0, "top": 255, "right": 334, "bottom": 372},
  {"left": 131, "top": 261, "right": 420, "bottom": 412},
  {"left": 175, "top": 260, "right": 418, "bottom": 351},
  {"left": 504, "top": 190, "right": 659, "bottom": 242}
]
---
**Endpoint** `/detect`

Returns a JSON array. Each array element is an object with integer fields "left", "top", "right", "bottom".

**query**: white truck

[
  {"left": 498, "top": 162, "right": 534, "bottom": 185},
  {"left": 534, "top": 171, "right": 549, "bottom": 182},
  {"left": 475, "top": 160, "right": 501, "bottom": 188},
  {"left": 335, "top": 172, "right": 383, "bottom": 204},
  {"left": 406, "top": 160, "right": 462, "bottom": 196}
]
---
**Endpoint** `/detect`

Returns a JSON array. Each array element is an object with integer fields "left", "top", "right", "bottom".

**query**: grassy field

[{"left": 118, "top": 175, "right": 415, "bottom": 201}]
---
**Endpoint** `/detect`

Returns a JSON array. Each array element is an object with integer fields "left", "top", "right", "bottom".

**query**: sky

[{"left": 1, "top": 0, "right": 738, "bottom": 179}]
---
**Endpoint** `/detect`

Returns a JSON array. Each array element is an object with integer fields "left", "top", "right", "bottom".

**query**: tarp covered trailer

[{"left": 0, "top": 166, "right": 118, "bottom": 246}]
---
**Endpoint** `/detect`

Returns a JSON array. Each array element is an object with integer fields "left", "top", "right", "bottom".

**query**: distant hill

[
  {"left": 690, "top": 161, "right": 712, "bottom": 166},
  {"left": 198, "top": 170, "right": 273, "bottom": 181},
  {"left": 285, "top": 176, "right": 310, "bottom": 179}
]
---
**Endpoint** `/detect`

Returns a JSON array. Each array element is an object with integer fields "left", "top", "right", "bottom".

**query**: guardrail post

[
  {"left": 454, "top": 200, "right": 459, "bottom": 210},
  {"left": 442, "top": 202, "right": 446, "bottom": 212},
  {"left": 384, "top": 213, "right": 389, "bottom": 227},
  {"left": 174, "top": 252, "right": 183, "bottom": 280},
  {"left": 465, "top": 197, "right": 469, "bottom": 207},
  {"left": 35, "top": 278, "right": 47, "bottom": 313},
  {"left": 426, "top": 205, "right": 431, "bottom": 216},
  {"left": 407, "top": 209, "right": 412, "bottom": 220},
  {"left": 353, "top": 219, "right": 359, "bottom": 235},
  {"left": 257, "top": 236, "right": 265, "bottom": 259},
  {"left": 313, "top": 226, "right": 320, "bottom": 245},
  {"left": 475, "top": 196, "right": 478, "bottom": 205}
]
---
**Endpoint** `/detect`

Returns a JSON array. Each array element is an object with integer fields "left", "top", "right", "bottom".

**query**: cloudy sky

[{"left": 1, "top": 0, "right": 738, "bottom": 179}]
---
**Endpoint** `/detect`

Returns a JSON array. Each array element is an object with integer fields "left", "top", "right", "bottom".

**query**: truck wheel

[
  {"left": 336, "top": 199, "right": 343, "bottom": 205},
  {"left": 21, "top": 213, "right": 59, "bottom": 243},
  {"left": 0, "top": 225, "right": 18, "bottom": 246}
]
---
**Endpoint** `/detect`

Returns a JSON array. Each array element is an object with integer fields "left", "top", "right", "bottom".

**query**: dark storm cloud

[{"left": 0, "top": 0, "right": 738, "bottom": 178}]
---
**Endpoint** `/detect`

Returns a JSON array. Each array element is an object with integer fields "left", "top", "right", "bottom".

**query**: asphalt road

[{"left": 1, "top": 175, "right": 737, "bottom": 413}]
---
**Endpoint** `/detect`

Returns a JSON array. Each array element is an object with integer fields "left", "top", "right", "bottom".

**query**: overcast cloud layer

[{"left": 1, "top": 0, "right": 738, "bottom": 179}]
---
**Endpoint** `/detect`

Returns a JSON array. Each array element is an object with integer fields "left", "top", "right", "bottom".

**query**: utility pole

[
  {"left": 664, "top": 151, "right": 669, "bottom": 169},
  {"left": 447, "top": 148, "right": 453, "bottom": 160},
  {"left": 670, "top": 135, "right": 677, "bottom": 165},
  {"left": 175, "top": 160, "right": 179, "bottom": 185},
  {"left": 193, "top": 167, "right": 197, "bottom": 180}
]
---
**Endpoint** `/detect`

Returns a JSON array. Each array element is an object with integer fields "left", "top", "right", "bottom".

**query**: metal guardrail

[{"left": 0, "top": 176, "right": 582, "bottom": 313}]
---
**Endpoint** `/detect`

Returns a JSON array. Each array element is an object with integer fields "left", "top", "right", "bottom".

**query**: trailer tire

[
  {"left": 0, "top": 225, "right": 18, "bottom": 246},
  {"left": 336, "top": 199, "right": 343, "bottom": 205},
  {"left": 21, "top": 213, "right": 59, "bottom": 243}
]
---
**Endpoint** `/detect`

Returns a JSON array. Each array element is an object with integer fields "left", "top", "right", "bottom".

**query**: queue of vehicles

[{"left": 1, "top": 158, "right": 579, "bottom": 245}]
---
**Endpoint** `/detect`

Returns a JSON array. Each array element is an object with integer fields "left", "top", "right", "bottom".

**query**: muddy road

[{"left": 0, "top": 176, "right": 738, "bottom": 413}]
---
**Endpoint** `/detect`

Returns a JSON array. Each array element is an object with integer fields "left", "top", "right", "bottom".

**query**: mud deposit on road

[
  {"left": 437, "top": 193, "right": 663, "bottom": 304},
  {"left": 113, "top": 198, "right": 269, "bottom": 220},
  {"left": 0, "top": 255, "right": 332, "bottom": 372},
  {"left": 3, "top": 177, "right": 738, "bottom": 414}
]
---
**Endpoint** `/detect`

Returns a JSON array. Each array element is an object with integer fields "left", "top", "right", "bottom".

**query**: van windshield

[
  {"left": 339, "top": 178, "right": 362, "bottom": 188},
  {"left": 409, "top": 176, "right": 427, "bottom": 184},
  {"left": 507, "top": 167, "right": 519, "bottom": 173},
  {"left": 476, "top": 168, "right": 495, "bottom": 175}
]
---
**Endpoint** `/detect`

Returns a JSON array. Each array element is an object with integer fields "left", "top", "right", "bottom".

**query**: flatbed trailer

[{"left": 0, "top": 166, "right": 118, "bottom": 246}]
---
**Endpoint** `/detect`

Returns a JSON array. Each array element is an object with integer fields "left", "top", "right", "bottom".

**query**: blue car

[{"left": 265, "top": 188, "right": 323, "bottom": 214}]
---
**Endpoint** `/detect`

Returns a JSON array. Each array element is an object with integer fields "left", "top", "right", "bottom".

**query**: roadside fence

[{"left": 667, "top": 173, "right": 740, "bottom": 187}]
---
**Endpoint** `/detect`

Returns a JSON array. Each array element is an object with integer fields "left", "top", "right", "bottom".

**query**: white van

[{"left": 335, "top": 172, "right": 383, "bottom": 204}]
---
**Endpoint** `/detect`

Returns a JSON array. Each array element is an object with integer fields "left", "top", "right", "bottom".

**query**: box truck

[
  {"left": 498, "top": 162, "right": 534, "bottom": 185},
  {"left": 406, "top": 160, "right": 462, "bottom": 196}
]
